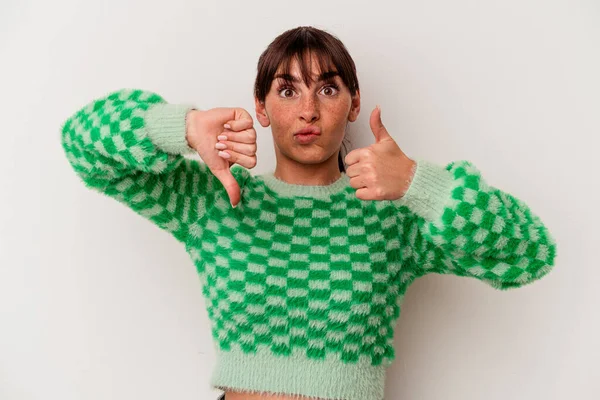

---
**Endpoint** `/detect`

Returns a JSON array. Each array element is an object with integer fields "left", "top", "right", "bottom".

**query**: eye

[
  {"left": 320, "top": 84, "right": 339, "bottom": 96},
  {"left": 278, "top": 86, "right": 296, "bottom": 98}
]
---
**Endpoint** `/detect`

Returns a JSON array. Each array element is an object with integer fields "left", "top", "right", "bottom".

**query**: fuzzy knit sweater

[{"left": 60, "top": 88, "right": 557, "bottom": 400}]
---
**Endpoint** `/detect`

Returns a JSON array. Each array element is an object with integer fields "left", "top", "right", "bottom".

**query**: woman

[{"left": 60, "top": 26, "right": 557, "bottom": 400}]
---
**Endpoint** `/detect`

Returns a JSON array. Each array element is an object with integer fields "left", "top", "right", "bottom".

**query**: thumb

[
  {"left": 369, "top": 105, "right": 392, "bottom": 143},
  {"left": 212, "top": 168, "right": 241, "bottom": 208}
]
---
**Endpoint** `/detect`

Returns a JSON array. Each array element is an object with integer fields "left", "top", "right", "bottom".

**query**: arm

[
  {"left": 392, "top": 159, "right": 557, "bottom": 290},
  {"left": 60, "top": 88, "right": 225, "bottom": 244}
]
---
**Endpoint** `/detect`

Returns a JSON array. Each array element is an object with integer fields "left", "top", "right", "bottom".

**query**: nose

[{"left": 299, "top": 93, "right": 319, "bottom": 123}]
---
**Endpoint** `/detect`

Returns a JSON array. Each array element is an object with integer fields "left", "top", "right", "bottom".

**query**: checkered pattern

[
  {"left": 61, "top": 89, "right": 557, "bottom": 398},
  {"left": 186, "top": 184, "right": 409, "bottom": 366},
  {"left": 394, "top": 161, "right": 558, "bottom": 291},
  {"left": 61, "top": 89, "right": 220, "bottom": 244}
]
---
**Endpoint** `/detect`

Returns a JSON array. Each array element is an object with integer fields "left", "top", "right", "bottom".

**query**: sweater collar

[{"left": 258, "top": 171, "right": 350, "bottom": 199}]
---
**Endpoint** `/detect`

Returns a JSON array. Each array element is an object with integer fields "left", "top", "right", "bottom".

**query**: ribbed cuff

[
  {"left": 145, "top": 103, "right": 196, "bottom": 155},
  {"left": 391, "top": 159, "right": 456, "bottom": 222}
]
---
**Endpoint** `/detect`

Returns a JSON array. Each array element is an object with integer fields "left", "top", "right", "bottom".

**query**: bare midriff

[{"left": 224, "top": 391, "right": 324, "bottom": 400}]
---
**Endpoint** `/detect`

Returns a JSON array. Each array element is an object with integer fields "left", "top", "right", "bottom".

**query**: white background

[{"left": 1, "top": 0, "right": 598, "bottom": 399}]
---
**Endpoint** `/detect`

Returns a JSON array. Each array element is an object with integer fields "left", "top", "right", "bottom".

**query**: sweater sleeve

[
  {"left": 60, "top": 88, "right": 225, "bottom": 244},
  {"left": 392, "top": 159, "right": 557, "bottom": 290}
]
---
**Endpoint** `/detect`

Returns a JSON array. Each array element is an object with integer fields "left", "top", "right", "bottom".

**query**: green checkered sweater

[{"left": 61, "top": 89, "right": 557, "bottom": 400}]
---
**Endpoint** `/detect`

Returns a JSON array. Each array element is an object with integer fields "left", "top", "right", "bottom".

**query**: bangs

[{"left": 275, "top": 49, "right": 338, "bottom": 87}]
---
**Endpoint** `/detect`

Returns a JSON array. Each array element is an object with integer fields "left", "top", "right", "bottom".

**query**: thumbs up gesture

[
  {"left": 186, "top": 108, "right": 257, "bottom": 207},
  {"left": 344, "top": 106, "right": 417, "bottom": 201}
]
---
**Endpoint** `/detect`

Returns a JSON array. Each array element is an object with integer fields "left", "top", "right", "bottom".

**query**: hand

[
  {"left": 344, "top": 106, "right": 416, "bottom": 201},
  {"left": 186, "top": 108, "right": 257, "bottom": 207}
]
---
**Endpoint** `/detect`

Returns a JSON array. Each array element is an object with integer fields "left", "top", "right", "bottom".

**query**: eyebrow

[{"left": 273, "top": 71, "right": 340, "bottom": 83}]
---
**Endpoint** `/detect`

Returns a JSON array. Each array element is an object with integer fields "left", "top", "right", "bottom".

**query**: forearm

[{"left": 394, "top": 159, "right": 557, "bottom": 289}]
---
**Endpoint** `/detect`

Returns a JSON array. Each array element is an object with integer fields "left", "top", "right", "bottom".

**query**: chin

[{"left": 290, "top": 150, "right": 337, "bottom": 165}]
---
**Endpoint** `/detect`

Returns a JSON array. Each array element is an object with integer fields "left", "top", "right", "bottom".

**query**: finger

[
  {"left": 232, "top": 107, "right": 254, "bottom": 122},
  {"left": 218, "top": 149, "right": 257, "bottom": 169},
  {"left": 355, "top": 187, "right": 376, "bottom": 201},
  {"left": 369, "top": 106, "right": 392, "bottom": 143},
  {"left": 215, "top": 140, "right": 257, "bottom": 157},
  {"left": 344, "top": 163, "right": 361, "bottom": 178},
  {"left": 218, "top": 128, "right": 257, "bottom": 144},
  {"left": 211, "top": 168, "right": 241, "bottom": 207},
  {"left": 349, "top": 175, "right": 367, "bottom": 189},
  {"left": 225, "top": 118, "right": 254, "bottom": 132},
  {"left": 344, "top": 148, "right": 363, "bottom": 167}
]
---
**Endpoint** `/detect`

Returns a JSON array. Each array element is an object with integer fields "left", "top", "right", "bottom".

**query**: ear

[
  {"left": 347, "top": 89, "right": 361, "bottom": 122},
  {"left": 254, "top": 97, "right": 271, "bottom": 128}
]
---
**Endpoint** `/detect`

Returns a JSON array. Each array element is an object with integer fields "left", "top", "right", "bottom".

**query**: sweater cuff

[
  {"left": 146, "top": 103, "right": 196, "bottom": 155},
  {"left": 391, "top": 159, "right": 455, "bottom": 222}
]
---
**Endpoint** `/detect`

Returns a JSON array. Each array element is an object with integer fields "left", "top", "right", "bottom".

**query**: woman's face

[{"left": 255, "top": 55, "right": 360, "bottom": 167}]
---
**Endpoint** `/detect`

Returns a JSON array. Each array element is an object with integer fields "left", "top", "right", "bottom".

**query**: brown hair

[{"left": 254, "top": 26, "right": 359, "bottom": 173}]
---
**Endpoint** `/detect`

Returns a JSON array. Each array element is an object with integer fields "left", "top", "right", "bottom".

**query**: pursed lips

[{"left": 294, "top": 127, "right": 321, "bottom": 136}]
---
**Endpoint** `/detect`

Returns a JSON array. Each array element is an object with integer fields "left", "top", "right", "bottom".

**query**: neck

[{"left": 272, "top": 147, "right": 342, "bottom": 186}]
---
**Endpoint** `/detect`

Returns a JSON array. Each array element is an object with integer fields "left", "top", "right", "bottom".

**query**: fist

[
  {"left": 344, "top": 106, "right": 416, "bottom": 201},
  {"left": 186, "top": 108, "right": 257, "bottom": 207}
]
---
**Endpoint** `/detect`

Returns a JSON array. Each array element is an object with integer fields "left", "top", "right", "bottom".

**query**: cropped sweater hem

[{"left": 211, "top": 348, "right": 386, "bottom": 400}]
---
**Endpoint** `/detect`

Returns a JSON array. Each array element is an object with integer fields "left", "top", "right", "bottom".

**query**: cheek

[
  {"left": 267, "top": 103, "right": 293, "bottom": 130},
  {"left": 323, "top": 101, "right": 351, "bottom": 130}
]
